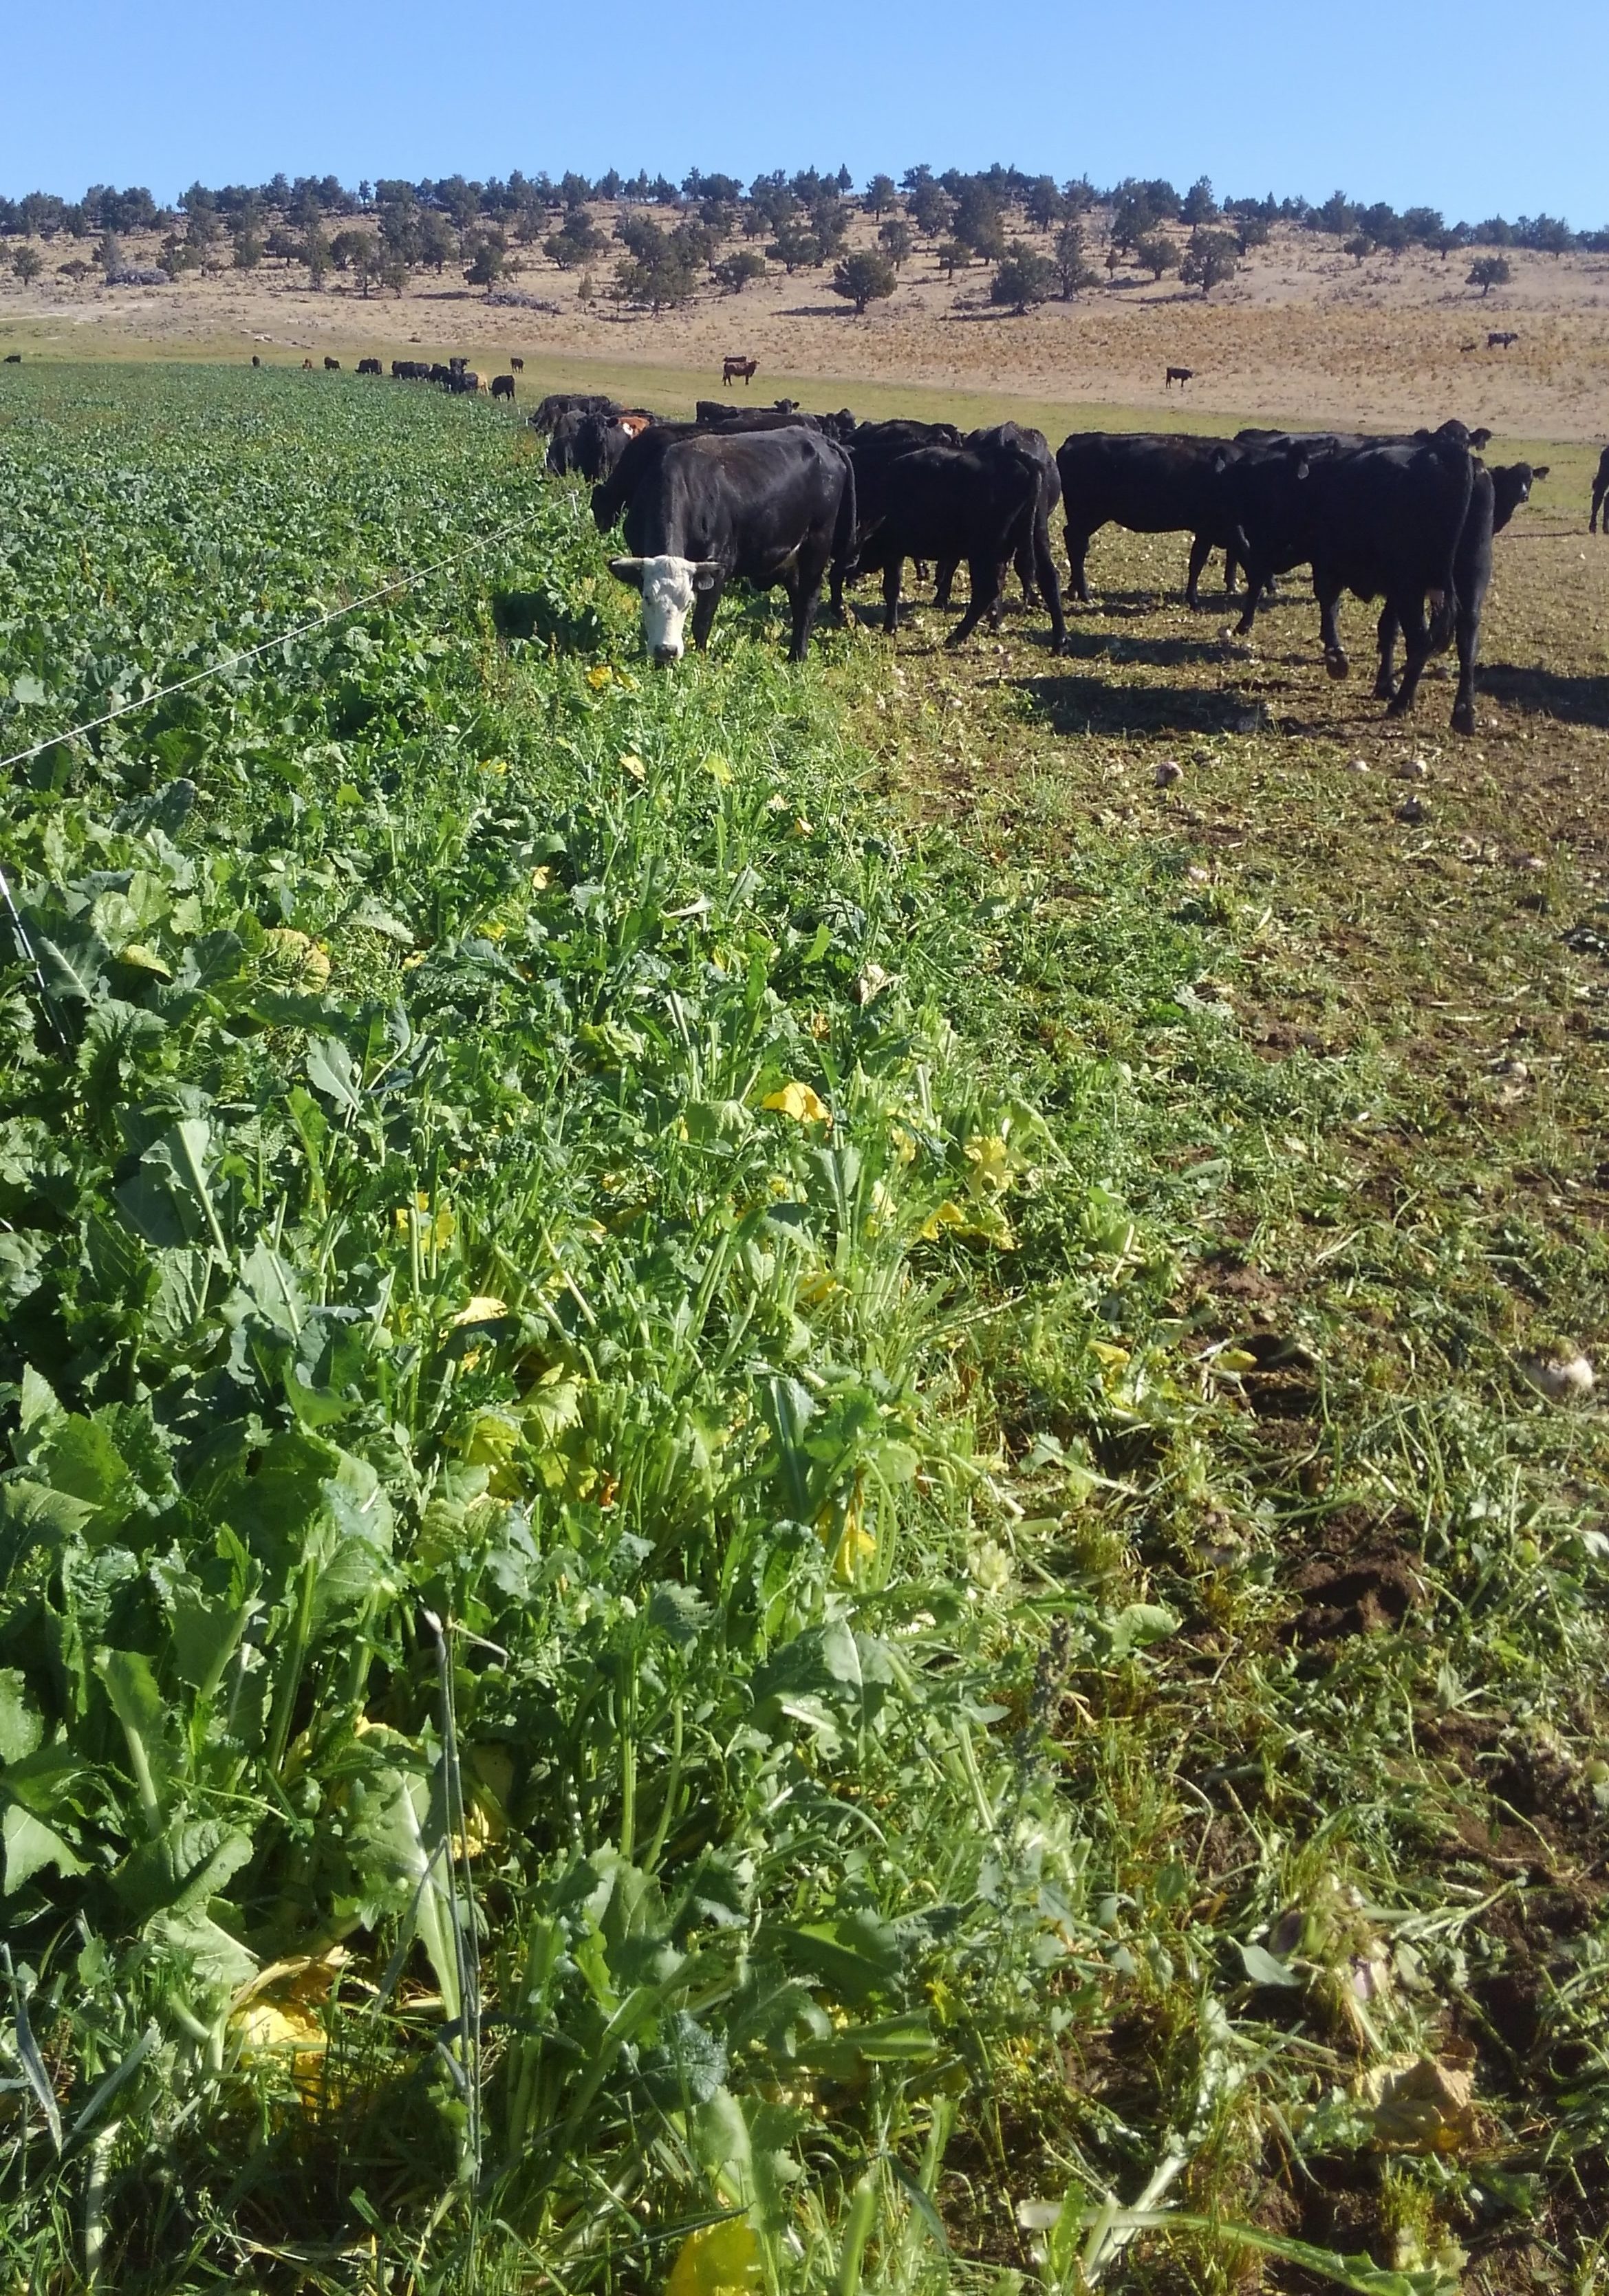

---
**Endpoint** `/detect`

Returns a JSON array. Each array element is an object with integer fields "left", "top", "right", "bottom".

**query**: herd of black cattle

[{"left": 521, "top": 389, "right": 1604, "bottom": 736}]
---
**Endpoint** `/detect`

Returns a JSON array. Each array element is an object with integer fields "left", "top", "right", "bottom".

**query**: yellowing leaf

[
  {"left": 586, "top": 664, "right": 614, "bottom": 690},
  {"left": 797, "top": 1268, "right": 837, "bottom": 1306},
  {"left": 702, "top": 750, "right": 733, "bottom": 785},
  {"left": 119, "top": 942, "right": 172, "bottom": 978},
  {"left": 890, "top": 1124, "right": 917, "bottom": 1165},
  {"left": 964, "top": 1134, "right": 1012, "bottom": 1196},
  {"left": 1356, "top": 2055, "right": 1480, "bottom": 2154},
  {"left": 451, "top": 1295, "right": 509, "bottom": 1328},
  {"left": 1089, "top": 1341, "right": 1130, "bottom": 1370},
  {"left": 666, "top": 2218, "right": 762, "bottom": 2296},
  {"left": 530, "top": 866, "right": 553, "bottom": 891},
  {"left": 762, "top": 1081, "right": 832, "bottom": 1125},
  {"left": 1217, "top": 1347, "right": 1259, "bottom": 1375},
  {"left": 920, "top": 1200, "right": 968, "bottom": 1239},
  {"left": 620, "top": 751, "right": 647, "bottom": 782}
]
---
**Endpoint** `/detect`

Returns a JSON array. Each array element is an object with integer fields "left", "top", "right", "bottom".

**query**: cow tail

[
  {"left": 1431, "top": 449, "right": 1476, "bottom": 649},
  {"left": 832, "top": 451, "right": 859, "bottom": 583}
]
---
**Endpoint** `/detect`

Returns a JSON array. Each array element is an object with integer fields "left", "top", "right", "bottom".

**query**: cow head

[{"left": 609, "top": 555, "right": 723, "bottom": 664}]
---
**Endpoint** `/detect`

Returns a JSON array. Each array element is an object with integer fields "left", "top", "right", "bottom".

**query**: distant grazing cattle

[
  {"left": 250, "top": 354, "right": 261, "bottom": 367},
  {"left": 1165, "top": 366, "right": 1194, "bottom": 388},
  {"left": 601, "top": 426, "right": 855, "bottom": 662},
  {"left": 3, "top": 352, "right": 21, "bottom": 363},
  {"left": 447, "top": 369, "right": 483, "bottom": 394},
  {"left": 491, "top": 373, "right": 516, "bottom": 402},
  {"left": 1375, "top": 462, "right": 1546, "bottom": 733},
  {"left": 722, "top": 356, "right": 759, "bottom": 387},
  {"left": 324, "top": 356, "right": 341, "bottom": 371},
  {"left": 302, "top": 358, "right": 314, "bottom": 370},
  {"left": 773, "top": 398, "right": 800, "bottom": 413},
  {"left": 1487, "top": 330, "right": 1519, "bottom": 349},
  {"left": 357, "top": 357, "right": 381, "bottom": 376},
  {"left": 530, "top": 390, "right": 623, "bottom": 433},
  {"left": 510, "top": 356, "right": 523, "bottom": 371},
  {"left": 1591, "top": 446, "right": 1609, "bottom": 534},
  {"left": 1056, "top": 432, "right": 1246, "bottom": 607},
  {"left": 850, "top": 432, "right": 1066, "bottom": 652},
  {"left": 393, "top": 359, "right": 433, "bottom": 380}
]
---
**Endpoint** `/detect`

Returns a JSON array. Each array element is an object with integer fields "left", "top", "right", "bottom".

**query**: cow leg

[
  {"left": 1015, "top": 535, "right": 1039, "bottom": 607},
  {"left": 1315, "top": 578, "right": 1350, "bottom": 679},
  {"left": 1223, "top": 545, "right": 1240, "bottom": 597},
  {"left": 947, "top": 557, "right": 1004, "bottom": 647},
  {"left": 1186, "top": 533, "right": 1213, "bottom": 609},
  {"left": 1064, "top": 526, "right": 1092, "bottom": 605},
  {"left": 1233, "top": 566, "right": 1268, "bottom": 638},
  {"left": 691, "top": 579, "right": 726, "bottom": 652},
  {"left": 933, "top": 558, "right": 955, "bottom": 608},
  {"left": 1374, "top": 604, "right": 1399, "bottom": 702},
  {"left": 788, "top": 548, "right": 830, "bottom": 662},
  {"left": 1449, "top": 592, "right": 1481, "bottom": 735},
  {"left": 883, "top": 561, "right": 903, "bottom": 635},
  {"left": 1033, "top": 512, "right": 1067, "bottom": 653},
  {"left": 1385, "top": 595, "right": 1432, "bottom": 718}
]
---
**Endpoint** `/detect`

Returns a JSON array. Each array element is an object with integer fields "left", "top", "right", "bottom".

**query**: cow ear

[
  {"left": 1533, "top": 465, "right": 1550, "bottom": 481},
  {"left": 608, "top": 557, "right": 646, "bottom": 589},
  {"left": 1294, "top": 455, "right": 1311, "bottom": 481},
  {"left": 692, "top": 560, "right": 723, "bottom": 590}
]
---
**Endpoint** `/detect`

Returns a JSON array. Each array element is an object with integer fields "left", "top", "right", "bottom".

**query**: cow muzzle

[{"left": 652, "top": 642, "right": 682, "bottom": 667}]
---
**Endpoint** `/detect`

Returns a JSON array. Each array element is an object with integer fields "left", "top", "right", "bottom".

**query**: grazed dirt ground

[{"left": 3, "top": 214, "right": 1609, "bottom": 437}]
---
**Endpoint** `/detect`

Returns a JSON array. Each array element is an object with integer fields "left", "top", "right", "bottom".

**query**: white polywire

[{"left": 0, "top": 509, "right": 530, "bottom": 781}]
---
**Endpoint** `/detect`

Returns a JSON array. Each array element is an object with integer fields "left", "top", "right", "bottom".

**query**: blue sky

[{"left": 5, "top": 0, "right": 1606, "bottom": 225}]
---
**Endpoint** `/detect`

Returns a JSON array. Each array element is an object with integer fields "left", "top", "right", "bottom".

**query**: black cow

[
  {"left": 814, "top": 409, "right": 859, "bottom": 445},
  {"left": 530, "top": 391, "right": 623, "bottom": 433},
  {"left": 695, "top": 399, "right": 821, "bottom": 431},
  {"left": 850, "top": 436, "right": 1066, "bottom": 651},
  {"left": 935, "top": 423, "right": 1062, "bottom": 614},
  {"left": 1591, "top": 446, "right": 1609, "bottom": 534},
  {"left": 1229, "top": 431, "right": 1476, "bottom": 726},
  {"left": 1057, "top": 433, "right": 1245, "bottom": 607},
  {"left": 1375, "top": 461, "right": 1545, "bottom": 734},
  {"left": 324, "top": 357, "right": 341, "bottom": 371},
  {"left": 548, "top": 407, "right": 633, "bottom": 480},
  {"left": 602, "top": 427, "right": 856, "bottom": 664},
  {"left": 357, "top": 357, "right": 382, "bottom": 376},
  {"left": 3, "top": 353, "right": 21, "bottom": 364},
  {"left": 491, "top": 374, "right": 516, "bottom": 402}
]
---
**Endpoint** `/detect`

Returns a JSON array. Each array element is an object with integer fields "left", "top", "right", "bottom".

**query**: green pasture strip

[{"left": 1, "top": 362, "right": 1606, "bottom": 2296}]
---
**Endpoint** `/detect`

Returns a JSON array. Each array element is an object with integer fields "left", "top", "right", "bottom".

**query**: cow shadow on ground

[
  {"left": 1013, "top": 671, "right": 1266, "bottom": 737},
  {"left": 1061, "top": 627, "right": 1227, "bottom": 669},
  {"left": 490, "top": 588, "right": 602, "bottom": 651},
  {"left": 1478, "top": 663, "right": 1609, "bottom": 730}
]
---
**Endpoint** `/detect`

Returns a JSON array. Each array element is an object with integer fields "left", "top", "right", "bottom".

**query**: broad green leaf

[
  {"left": 3, "top": 1805, "right": 87, "bottom": 1893},
  {"left": 344, "top": 1764, "right": 462, "bottom": 2019},
  {"left": 305, "top": 1035, "right": 362, "bottom": 1115},
  {"left": 0, "top": 1669, "right": 43, "bottom": 1764},
  {"left": 96, "top": 1647, "right": 176, "bottom": 1827},
  {"left": 1239, "top": 1941, "right": 1302, "bottom": 1989},
  {"left": 145, "top": 1905, "right": 258, "bottom": 1996},
  {"left": 114, "top": 1817, "right": 255, "bottom": 1922}
]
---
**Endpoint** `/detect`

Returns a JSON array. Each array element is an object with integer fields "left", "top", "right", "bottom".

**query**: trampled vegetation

[{"left": 2, "top": 367, "right": 1608, "bottom": 2296}]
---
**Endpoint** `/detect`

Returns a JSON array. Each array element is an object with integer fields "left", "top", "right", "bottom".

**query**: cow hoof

[
  {"left": 1372, "top": 677, "right": 1396, "bottom": 704},
  {"left": 1325, "top": 649, "right": 1350, "bottom": 681},
  {"left": 1451, "top": 704, "right": 1476, "bottom": 737},
  {"left": 1384, "top": 696, "right": 1412, "bottom": 719}
]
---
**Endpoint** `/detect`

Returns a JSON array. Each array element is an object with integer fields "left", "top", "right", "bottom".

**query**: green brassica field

[{"left": 2, "top": 365, "right": 1607, "bottom": 2296}]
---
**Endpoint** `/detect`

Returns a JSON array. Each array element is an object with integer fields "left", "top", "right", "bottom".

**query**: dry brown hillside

[{"left": 3, "top": 207, "right": 1608, "bottom": 436}]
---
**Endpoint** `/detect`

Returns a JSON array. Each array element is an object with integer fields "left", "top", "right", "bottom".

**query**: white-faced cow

[{"left": 601, "top": 427, "right": 854, "bottom": 664}]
